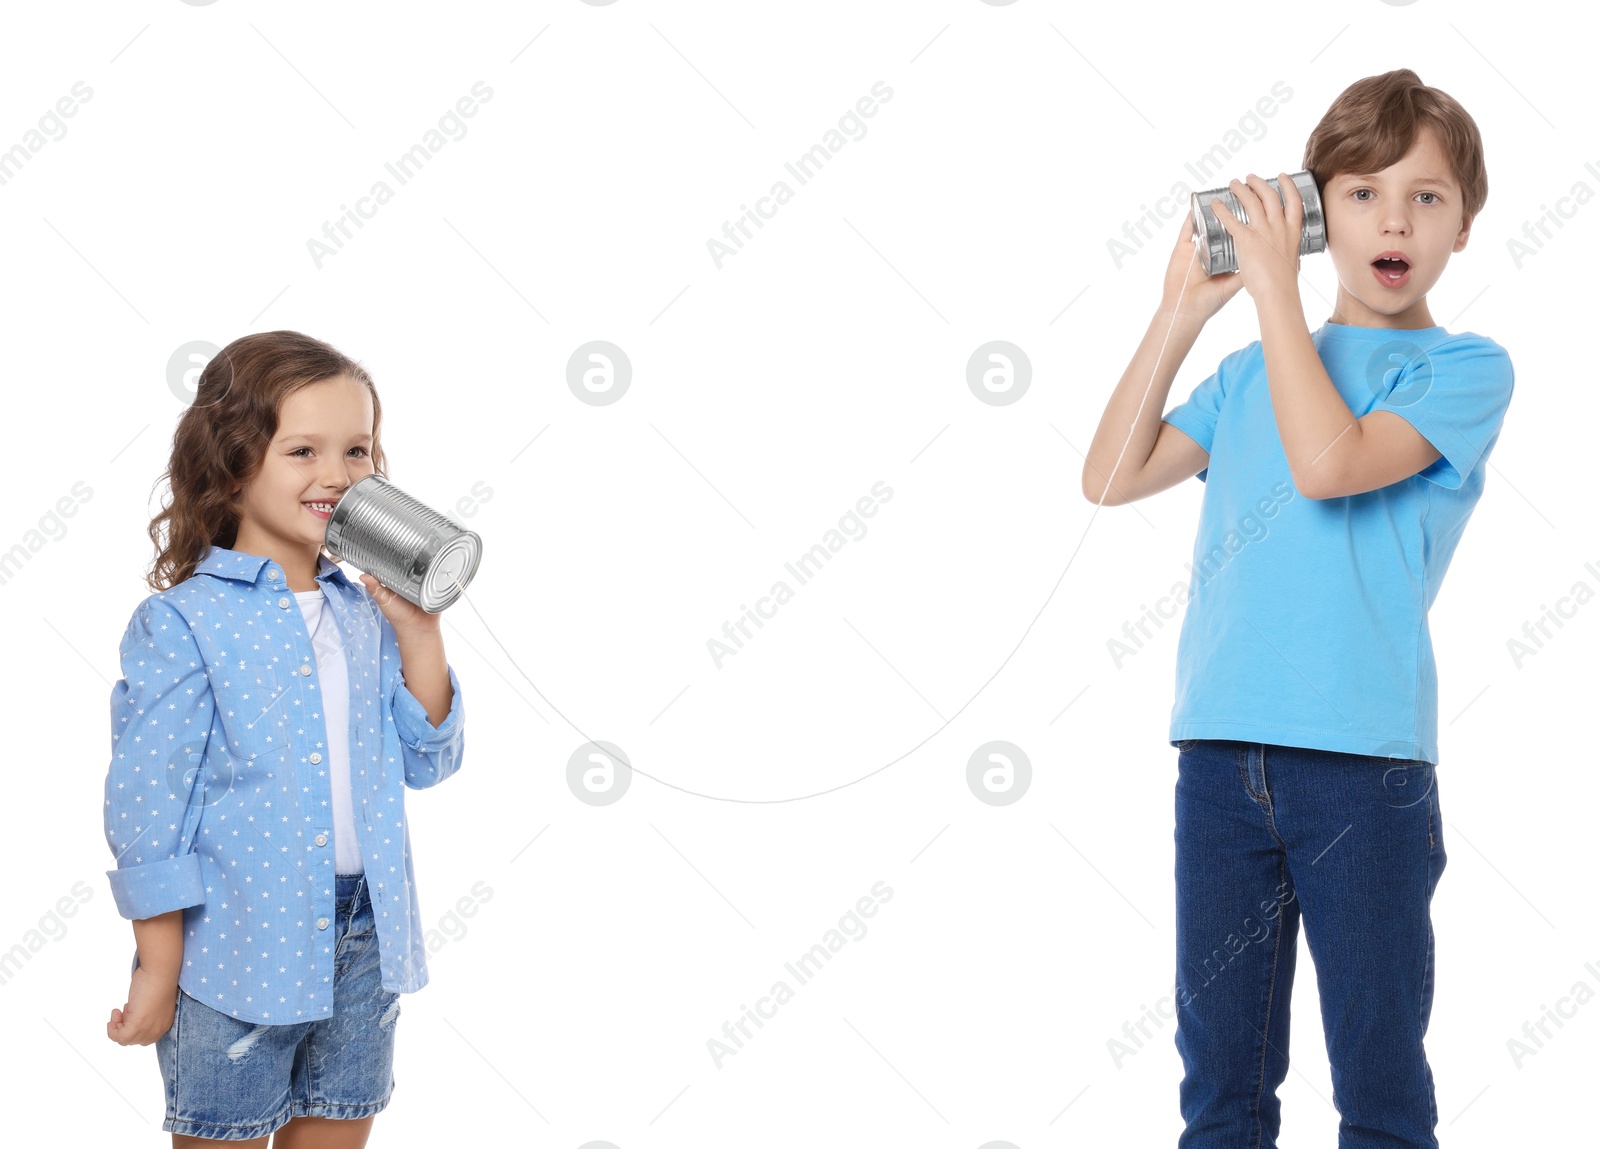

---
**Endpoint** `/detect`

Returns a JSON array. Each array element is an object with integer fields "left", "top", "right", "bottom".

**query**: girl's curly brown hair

[{"left": 145, "top": 331, "right": 389, "bottom": 592}]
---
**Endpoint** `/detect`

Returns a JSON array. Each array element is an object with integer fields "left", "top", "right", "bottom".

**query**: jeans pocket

[
  {"left": 1374, "top": 757, "right": 1434, "bottom": 814},
  {"left": 1175, "top": 739, "right": 1200, "bottom": 754}
]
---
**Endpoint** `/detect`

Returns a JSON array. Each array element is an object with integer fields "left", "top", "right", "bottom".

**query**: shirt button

[
  {"left": 314, "top": 832, "right": 328, "bottom": 846},
  {"left": 309, "top": 752, "right": 323, "bottom": 764},
  {"left": 277, "top": 597, "right": 290, "bottom": 609},
  {"left": 300, "top": 664, "right": 313, "bottom": 676},
  {"left": 267, "top": 569, "right": 279, "bottom": 580},
  {"left": 316, "top": 917, "right": 329, "bottom": 930}
]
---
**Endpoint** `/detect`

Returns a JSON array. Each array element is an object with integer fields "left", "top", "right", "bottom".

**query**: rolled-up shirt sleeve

[
  {"left": 391, "top": 662, "right": 465, "bottom": 789},
  {"left": 103, "top": 597, "right": 211, "bottom": 920}
]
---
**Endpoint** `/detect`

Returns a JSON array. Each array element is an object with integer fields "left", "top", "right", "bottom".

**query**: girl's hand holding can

[{"left": 359, "top": 570, "right": 441, "bottom": 636}]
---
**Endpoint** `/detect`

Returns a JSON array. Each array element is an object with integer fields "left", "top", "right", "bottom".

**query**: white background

[{"left": 1, "top": 1, "right": 1593, "bottom": 1145}]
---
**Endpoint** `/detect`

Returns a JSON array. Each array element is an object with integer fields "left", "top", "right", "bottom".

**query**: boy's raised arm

[{"left": 1081, "top": 213, "right": 1245, "bottom": 506}]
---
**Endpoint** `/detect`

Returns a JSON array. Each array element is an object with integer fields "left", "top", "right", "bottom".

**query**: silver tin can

[
  {"left": 324, "top": 474, "right": 482, "bottom": 613},
  {"left": 1191, "top": 170, "right": 1326, "bottom": 276}
]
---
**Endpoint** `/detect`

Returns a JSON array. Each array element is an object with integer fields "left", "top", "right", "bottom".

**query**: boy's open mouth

[{"left": 1372, "top": 252, "right": 1411, "bottom": 289}]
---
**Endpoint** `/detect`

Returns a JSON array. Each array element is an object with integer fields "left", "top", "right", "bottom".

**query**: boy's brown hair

[{"left": 1302, "top": 68, "right": 1487, "bottom": 227}]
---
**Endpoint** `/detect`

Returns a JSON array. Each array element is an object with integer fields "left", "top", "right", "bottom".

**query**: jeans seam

[
  {"left": 1236, "top": 746, "right": 1283, "bottom": 848},
  {"left": 165, "top": 1112, "right": 292, "bottom": 1139},
  {"left": 168, "top": 986, "right": 183, "bottom": 1118},
  {"left": 1235, "top": 756, "right": 1259, "bottom": 801},
  {"left": 1420, "top": 920, "right": 1438, "bottom": 1145},
  {"left": 334, "top": 893, "right": 364, "bottom": 975},
  {"left": 288, "top": 1094, "right": 391, "bottom": 1122},
  {"left": 1236, "top": 746, "right": 1268, "bottom": 806},
  {"left": 304, "top": 997, "right": 319, "bottom": 1111},
  {"left": 1250, "top": 852, "right": 1289, "bottom": 1149},
  {"left": 1419, "top": 786, "right": 1441, "bottom": 1146},
  {"left": 1426, "top": 779, "right": 1436, "bottom": 848}
]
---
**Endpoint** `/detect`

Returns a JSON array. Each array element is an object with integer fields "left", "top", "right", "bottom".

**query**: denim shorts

[{"left": 155, "top": 872, "right": 400, "bottom": 1141}]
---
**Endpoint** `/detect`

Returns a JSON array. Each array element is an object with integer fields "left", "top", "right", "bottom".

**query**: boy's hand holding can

[
  {"left": 1161, "top": 210, "right": 1245, "bottom": 327},
  {"left": 1206, "top": 171, "right": 1308, "bottom": 309}
]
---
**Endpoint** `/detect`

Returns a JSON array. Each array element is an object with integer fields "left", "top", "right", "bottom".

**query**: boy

[{"left": 1080, "top": 69, "right": 1513, "bottom": 1148}]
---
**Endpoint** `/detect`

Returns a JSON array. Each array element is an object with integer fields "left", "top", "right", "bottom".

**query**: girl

[{"left": 102, "top": 330, "right": 467, "bottom": 1146}]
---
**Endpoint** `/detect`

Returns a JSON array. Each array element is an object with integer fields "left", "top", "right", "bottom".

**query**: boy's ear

[{"left": 1453, "top": 212, "right": 1474, "bottom": 253}]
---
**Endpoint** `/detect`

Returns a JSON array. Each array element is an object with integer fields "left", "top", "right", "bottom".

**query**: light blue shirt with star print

[{"left": 103, "top": 546, "right": 465, "bottom": 1023}]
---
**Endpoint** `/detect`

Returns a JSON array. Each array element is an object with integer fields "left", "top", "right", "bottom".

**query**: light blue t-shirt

[{"left": 1159, "top": 320, "right": 1514, "bottom": 764}]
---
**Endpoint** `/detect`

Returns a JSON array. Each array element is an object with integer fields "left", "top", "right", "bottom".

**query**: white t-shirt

[{"left": 293, "top": 590, "right": 364, "bottom": 875}]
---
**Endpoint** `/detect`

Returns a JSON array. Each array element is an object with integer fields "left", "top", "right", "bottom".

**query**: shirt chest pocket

[{"left": 208, "top": 663, "right": 297, "bottom": 766}]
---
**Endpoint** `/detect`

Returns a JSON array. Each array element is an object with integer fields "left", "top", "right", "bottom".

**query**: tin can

[
  {"left": 1191, "top": 170, "right": 1326, "bottom": 276},
  {"left": 324, "top": 474, "right": 483, "bottom": 613}
]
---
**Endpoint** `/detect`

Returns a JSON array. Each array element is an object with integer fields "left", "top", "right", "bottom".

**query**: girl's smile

[{"left": 231, "top": 374, "right": 376, "bottom": 589}]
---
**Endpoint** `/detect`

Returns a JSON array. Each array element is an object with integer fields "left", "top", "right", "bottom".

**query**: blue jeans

[{"left": 1173, "top": 740, "right": 1446, "bottom": 1148}]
